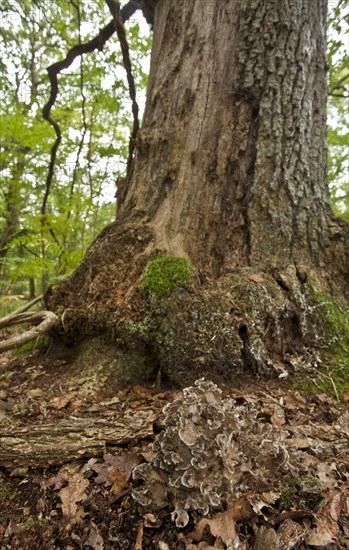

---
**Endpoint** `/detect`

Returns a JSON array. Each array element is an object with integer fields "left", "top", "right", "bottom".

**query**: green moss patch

[
  {"left": 294, "top": 288, "right": 349, "bottom": 399},
  {"left": 313, "top": 290, "right": 349, "bottom": 395},
  {"left": 14, "top": 335, "right": 50, "bottom": 356},
  {"left": 140, "top": 254, "right": 193, "bottom": 299}
]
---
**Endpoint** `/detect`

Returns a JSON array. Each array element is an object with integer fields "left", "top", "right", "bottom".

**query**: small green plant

[
  {"left": 24, "top": 515, "right": 47, "bottom": 530},
  {"left": 280, "top": 476, "right": 322, "bottom": 510},
  {"left": 140, "top": 255, "right": 193, "bottom": 299},
  {"left": 14, "top": 341, "right": 36, "bottom": 356}
]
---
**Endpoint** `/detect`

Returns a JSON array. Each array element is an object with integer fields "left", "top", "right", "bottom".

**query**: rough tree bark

[{"left": 46, "top": 0, "right": 349, "bottom": 386}]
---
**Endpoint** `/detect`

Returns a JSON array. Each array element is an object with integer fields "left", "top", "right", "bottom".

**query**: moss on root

[
  {"left": 48, "top": 262, "right": 349, "bottom": 395},
  {"left": 135, "top": 269, "right": 349, "bottom": 391},
  {"left": 131, "top": 269, "right": 306, "bottom": 386}
]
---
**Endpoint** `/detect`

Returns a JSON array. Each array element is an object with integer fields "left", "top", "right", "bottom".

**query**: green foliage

[
  {"left": 0, "top": 0, "right": 151, "bottom": 300},
  {"left": 14, "top": 341, "right": 36, "bottom": 357},
  {"left": 327, "top": 1, "right": 349, "bottom": 220},
  {"left": 140, "top": 255, "right": 193, "bottom": 299},
  {"left": 13, "top": 335, "right": 50, "bottom": 356}
]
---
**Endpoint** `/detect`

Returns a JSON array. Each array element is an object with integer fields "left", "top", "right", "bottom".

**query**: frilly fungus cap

[{"left": 132, "top": 379, "right": 297, "bottom": 527}]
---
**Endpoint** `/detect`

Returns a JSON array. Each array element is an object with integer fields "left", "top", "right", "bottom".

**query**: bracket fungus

[{"left": 132, "top": 379, "right": 300, "bottom": 527}]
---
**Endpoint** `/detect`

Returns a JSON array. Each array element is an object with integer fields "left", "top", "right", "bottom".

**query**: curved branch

[
  {"left": 42, "top": 1, "right": 139, "bottom": 123},
  {"left": 329, "top": 73, "right": 349, "bottom": 92},
  {"left": 0, "top": 310, "right": 58, "bottom": 352},
  {"left": 105, "top": 0, "right": 140, "bottom": 176},
  {"left": 0, "top": 295, "right": 43, "bottom": 329},
  {"left": 41, "top": 0, "right": 140, "bottom": 223}
]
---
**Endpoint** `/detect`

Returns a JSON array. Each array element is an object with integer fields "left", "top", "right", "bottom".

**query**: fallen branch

[
  {"left": 0, "top": 415, "right": 155, "bottom": 467},
  {"left": 0, "top": 296, "right": 59, "bottom": 352}
]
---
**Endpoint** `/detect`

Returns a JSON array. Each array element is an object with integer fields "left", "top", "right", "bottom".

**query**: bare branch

[
  {"left": 0, "top": 295, "right": 43, "bottom": 329},
  {"left": 105, "top": 0, "right": 139, "bottom": 177},
  {"left": 0, "top": 310, "right": 58, "bottom": 352},
  {"left": 41, "top": 0, "right": 141, "bottom": 224},
  {"left": 42, "top": 1, "right": 139, "bottom": 123},
  {"left": 329, "top": 73, "right": 349, "bottom": 91},
  {"left": 329, "top": 92, "right": 348, "bottom": 98}
]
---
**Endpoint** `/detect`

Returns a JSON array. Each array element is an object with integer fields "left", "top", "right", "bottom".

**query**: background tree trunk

[{"left": 45, "top": 0, "right": 349, "bottom": 385}]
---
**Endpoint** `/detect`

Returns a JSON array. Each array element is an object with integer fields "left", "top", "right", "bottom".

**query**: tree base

[{"left": 46, "top": 264, "right": 349, "bottom": 391}]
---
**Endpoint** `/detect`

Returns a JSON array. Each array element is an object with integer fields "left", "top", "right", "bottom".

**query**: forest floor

[{"left": 0, "top": 348, "right": 348, "bottom": 550}]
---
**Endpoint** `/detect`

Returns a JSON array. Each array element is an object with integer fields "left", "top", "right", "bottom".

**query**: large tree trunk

[{"left": 46, "top": 0, "right": 349, "bottom": 385}]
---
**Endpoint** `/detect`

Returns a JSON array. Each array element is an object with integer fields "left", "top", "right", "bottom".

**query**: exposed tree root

[{"left": 0, "top": 296, "right": 58, "bottom": 352}]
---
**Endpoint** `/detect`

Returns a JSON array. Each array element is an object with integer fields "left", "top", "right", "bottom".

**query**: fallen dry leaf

[
  {"left": 46, "top": 471, "right": 70, "bottom": 490},
  {"left": 80, "top": 457, "right": 99, "bottom": 474},
  {"left": 261, "top": 398, "right": 286, "bottom": 426},
  {"left": 86, "top": 522, "right": 104, "bottom": 550},
  {"left": 335, "top": 411, "right": 349, "bottom": 437},
  {"left": 133, "top": 384, "right": 153, "bottom": 399},
  {"left": 305, "top": 486, "right": 348, "bottom": 547},
  {"left": 68, "top": 399, "right": 83, "bottom": 412},
  {"left": 191, "top": 506, "right": 243, "bottom": 545},
  {"left": 108, "top": 466, "right": 128, "bottom": 496},
  {"left": 59, "top": 473, "right": 89, "bottom": 518},
  {"left": 288, "top": 437, "right": 310, "bottom": 449},
  {"left": 283, "top": 391, "right": 307, "bottom": 410},
  {"left": 248, "top": 273, "right": 264, "bottom": 284},
  {"left": 315, "top": 393, "right": 334, "bottom": 405},
  {"left": 92, "top": 452, "right": 140, "bottom": 486},
  {"left": 49, "top": 391, "right": 77, "bottom": 410},
  {"left": 46, "top": 463, "right": 82, "bottom": 490},
  {"left": 316, "top": 462, "right": 337, "bottom": 484}
]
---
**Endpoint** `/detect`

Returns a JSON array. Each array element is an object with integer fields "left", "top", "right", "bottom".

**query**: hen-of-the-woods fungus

[{"left": 132, "top": 378, "right": 299, "bottom": 527}]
